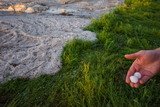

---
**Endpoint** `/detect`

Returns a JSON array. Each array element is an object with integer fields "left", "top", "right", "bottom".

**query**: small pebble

[
  {"left": 25, "top": 7, "right": 34, "bottom": 13},
  {"left": 8, "top": 6, "right": 14, "bottom": 11},
  {"left": 14, "top": 4, "right": 26, "bottom": 12}
]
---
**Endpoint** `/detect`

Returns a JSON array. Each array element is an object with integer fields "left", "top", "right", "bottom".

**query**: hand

[{"left": 125, "top": 49, "right": 160, "bottom": 88}]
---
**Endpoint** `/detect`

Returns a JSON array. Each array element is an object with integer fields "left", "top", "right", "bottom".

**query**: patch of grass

[{"left": 0, "top": 0, "right": 160, "bottom": 106}]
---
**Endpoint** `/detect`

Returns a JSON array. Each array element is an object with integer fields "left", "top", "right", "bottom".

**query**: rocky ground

[{"left": 0, "top": 0, "right": 123, "bottom": 82}]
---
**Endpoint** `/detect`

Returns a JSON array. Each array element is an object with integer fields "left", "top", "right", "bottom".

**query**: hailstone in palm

[
  {"left": 130, "top": 76, "right": 138, "bottom": 83},
  {"left": 134, "top": 72, "right": 141, "bottom": 79}
]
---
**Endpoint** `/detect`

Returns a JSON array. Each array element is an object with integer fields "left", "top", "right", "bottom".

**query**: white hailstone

[
  {"left": 130, "top": 76, "right": 138, "bottom": 83},
  {"left": 134, "top": 72, "right": 141, "bottom": 79}
]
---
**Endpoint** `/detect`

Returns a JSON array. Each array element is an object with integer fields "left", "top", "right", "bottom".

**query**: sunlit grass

[{"left": 0, "top": 0, "right": 160, "bottom": 107}]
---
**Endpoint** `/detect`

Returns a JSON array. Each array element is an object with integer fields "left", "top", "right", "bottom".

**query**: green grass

[{"left": 0, "top": 0, "right": 160, "bottom": 106}]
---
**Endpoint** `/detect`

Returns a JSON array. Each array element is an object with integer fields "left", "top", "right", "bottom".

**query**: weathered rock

[
  {"left": 25, "top": 7, "right": 35, "bottom": 13},
  {"left": 14, "top": 3, "right": 26, "bottom": 12},
  {"left": 58, "top": 0, "right": 81, "bottom": 4},
  {"left": 0, "top": 29, "right": 63, "bottom": 82},
  {"left": 6, "top": 3, "right": 27, "bottom": 12},
  {"left": 0, "top": 15, "right": 97, "bottom": 82},
  {"left": 32, "top": 4, "right": 48, "bottom": 12},
  {"left": 0, "top": 2, "right": 8, "bottom": 9},
  {"left": 7, "top": 6, "right": 14, "bottom": 11},
  {"left": 46, "top": 7, "right": 77, "bottom": 15},
  {"left": 0, "top": 0, "right": 123, "bottom": 83}
]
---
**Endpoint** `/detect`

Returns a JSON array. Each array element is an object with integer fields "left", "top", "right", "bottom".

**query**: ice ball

[
  {"left": 130, "top": 76, "right": 138, "bottom": 83},
  {"left": 134, "top": 72, "right": 141, "bottom": 79}
]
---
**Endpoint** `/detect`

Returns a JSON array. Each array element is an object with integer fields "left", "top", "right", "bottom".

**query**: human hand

[{"left": 125, "top": 49, "right": 160, "bottom": 88}]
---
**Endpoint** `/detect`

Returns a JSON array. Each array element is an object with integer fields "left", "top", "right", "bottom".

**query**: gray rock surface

[{"left": 0, "top": 0, "right": 123, "bottom": 82}]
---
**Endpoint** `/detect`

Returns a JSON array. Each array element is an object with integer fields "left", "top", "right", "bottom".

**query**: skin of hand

[{"left": 125, "top": 49, "right": 160, "bottom": 88}]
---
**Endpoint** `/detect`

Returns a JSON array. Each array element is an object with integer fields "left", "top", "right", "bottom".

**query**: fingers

[
  {"left": 125, "top": 50, "right": 144, "bottom": 60},
  {"left": 130, "top": 76, "right": 151, "bottom": 88},
  {"left": 125, "top": 65, "right": 135, "bottom": 83},
  {"left": 133, "top": 82, "right": 140, "bottom": 88},
  {"left": 138, "top": 69, "right": 154, "bottom": 85},
  {"left": 125, "top": 50, "right": 147, "bottom": 88},
  {"left": 127, "top": 70, "right": 153, "bottom": 88},
  {"left": 126, "top": 62, "right": 139, "bottom": 83},
  {"left": 130, "top": 82, "right": 140, "bottom": 88},
  {"left": 130, "top": 82, "right": 134, "bottom": 88},
  {"left": 125, "top": 50, "right": 155, "bottom": 88},
  {"left": 139, "top": 76, "right": 151, "bottom": 84}
]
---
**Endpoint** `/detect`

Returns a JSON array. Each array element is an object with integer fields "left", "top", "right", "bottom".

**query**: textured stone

[
  {"left": 0, "top": 0, "right": 123, "bottom": 82},
  {"left": 7, "top": 6, "right": 14, "bottom": 11},
  {"left": 32, "top": 4, "right": 48, "bottom": 12},
  {"left": 14, "top": 4, "right": 26, "bottom": 12},
  {"left": 58, "top": 0, "right": 81, "bottom": 4},
  {"left": 0, "top": 15, "right": 96, "bottom": 82},
  {"left": 25, "top": 7, "right": 35, "bottom": 13}
]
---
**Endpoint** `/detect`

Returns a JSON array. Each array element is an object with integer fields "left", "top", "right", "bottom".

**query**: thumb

[{"left": 125, "top": 50, "right": 144, "bottom": 60}]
